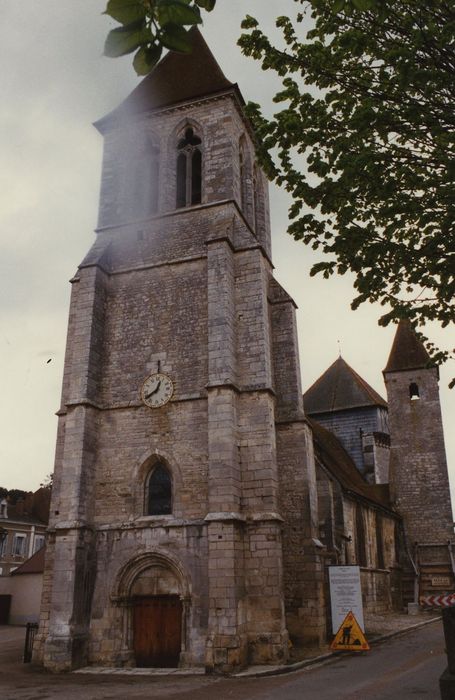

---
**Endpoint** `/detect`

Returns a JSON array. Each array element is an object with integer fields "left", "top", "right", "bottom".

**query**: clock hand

[{"left": 145, "top": 380, "right": 161, "bottom": 400}]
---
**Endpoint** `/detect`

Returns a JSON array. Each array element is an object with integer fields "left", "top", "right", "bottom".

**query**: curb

[{"left": 233, "top": 615, "right": 441, "bottom": 679}]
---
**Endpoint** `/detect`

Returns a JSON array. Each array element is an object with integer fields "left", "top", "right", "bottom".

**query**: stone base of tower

[
  {"left": 247, "top": 631, "right": 289, "bottom": 666},
  {"left": 205, "top": 633, "right": 248, "bottom": 672},
  {"left": 42, "top": 633, "right": 89, "bottom": 672},
  {"left": 206, "top": 631, "right": 289, "bottom": 673},
  {"left": 285, "top": 545, "right": 326, "bottom": 649}
]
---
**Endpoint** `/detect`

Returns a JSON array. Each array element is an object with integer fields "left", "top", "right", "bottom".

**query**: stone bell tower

[
  {"left": 384, "top": 320, "right": 453, "bottom": 545},
  {"left": 34, "top": 29, "right": 323, "bottom": 672}
]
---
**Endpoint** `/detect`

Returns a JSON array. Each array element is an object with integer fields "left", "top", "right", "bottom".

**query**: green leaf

[
  {"left": 133, "top": 44, "right": 163, "bottom": 74},
  {"left": 351, "top": 0, "right": 375, "bottom": 9},
  {"left": 156, "top": 0, "right": 202, "bottom": 27},
  {"left": 241, "top": 15, "right": 259, "bottom": 30},
  {"left": 159, "top": 23, "right": 192, "bottom": 51},
  {"left": 332, "top": 0, "right": 345, "bottom": 12},
  {"left": 104, "top": 21, "right": 150, "bottom": 58},
  {"left": 104, "top": 0, "right": 147, "bottom": 25},
  {"left": 195, "top": 0, "right": 216, "bottom": 9}
]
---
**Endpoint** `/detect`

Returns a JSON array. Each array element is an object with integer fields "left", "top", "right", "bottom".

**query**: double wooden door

[{"left": 133, "top": 595, "right": 182, "bottom": 667}]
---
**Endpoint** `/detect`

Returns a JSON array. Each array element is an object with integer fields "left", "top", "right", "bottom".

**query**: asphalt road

[{"left": 0, "top": 620, "right": 446, "bottom": 700}]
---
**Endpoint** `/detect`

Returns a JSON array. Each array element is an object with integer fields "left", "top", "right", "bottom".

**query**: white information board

[{"left": 329, "top": 565, "right": 364, "bottom": 634}]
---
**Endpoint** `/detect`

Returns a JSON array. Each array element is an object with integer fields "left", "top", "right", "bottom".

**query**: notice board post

[{"left": 329, "top": 566, "right": 364, "bottom": 635}]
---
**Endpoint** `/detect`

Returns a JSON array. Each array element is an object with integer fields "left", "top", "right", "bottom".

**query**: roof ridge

[{"left": 344, "top": 360, "right": 387, "bottom": 406}]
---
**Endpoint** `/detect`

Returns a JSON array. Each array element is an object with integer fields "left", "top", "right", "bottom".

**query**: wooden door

[
  {"left": 0, "top": 595, "right": 11, "bottom": 624},
  {"left": 133, "top": 595, "right": 182, "bottom": 667}
]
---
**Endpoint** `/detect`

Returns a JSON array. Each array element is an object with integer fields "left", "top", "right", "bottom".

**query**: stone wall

[
  {"left": 0, "top": 573, "right": 42, "bottom": 625},
  {"left": 385, "top": 367, "right": 454, "bottom": 544},
  {"left": 36, "top": 83, "right": 323, "bottom": 672}
]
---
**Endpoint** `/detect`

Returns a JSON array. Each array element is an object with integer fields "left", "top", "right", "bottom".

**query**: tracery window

[
  {"left": 176, "top": 127, "right": 202, "bottom": 208},
  {"left": 355, "top": 507, "right": 367, "bottom": 567},
  {"left": 146, "top": 463, "right": 172, "bottom": 516},
  {"left": 375, "top": 514, "right": 385, "bottom": 569}
]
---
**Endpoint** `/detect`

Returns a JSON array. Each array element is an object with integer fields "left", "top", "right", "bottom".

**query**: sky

[{"left": 0, "top": 1, "right": 453, "bottom": 507}]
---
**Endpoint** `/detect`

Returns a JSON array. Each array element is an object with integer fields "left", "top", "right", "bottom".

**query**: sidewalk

[
  {"left": 234, "top": 610, "right": 441, "bottom": 678},
  {"left": 0, "top": 611, "right": 442, "bottom": 681}
]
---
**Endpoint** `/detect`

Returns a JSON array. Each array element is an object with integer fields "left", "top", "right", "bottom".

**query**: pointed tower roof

[
  {"left": 303, "top": 356, "right": 387, "bottom": 415},
  {"left": 96, "top": 27, "right": 240, "bottom": 132},
  {"left": 384, "top": 320, "right": 431, "bottom": 373}
]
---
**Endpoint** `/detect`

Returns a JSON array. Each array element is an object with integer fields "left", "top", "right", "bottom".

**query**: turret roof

[
  {"left": 303, "top": 356, "right": 387, "bottom": 415},
  {"left": 384, "top": 320, "right": 431, "bottom": 373},
  {"left": 95, "top": 27, "right": 241, "bottom": 132}
]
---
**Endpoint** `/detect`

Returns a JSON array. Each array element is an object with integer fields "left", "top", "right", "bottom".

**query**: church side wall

[{"left": 343, "top": 499, "right": 398, "bottom": 615}]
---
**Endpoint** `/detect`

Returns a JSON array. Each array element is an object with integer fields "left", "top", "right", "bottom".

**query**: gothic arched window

[
  {"left": 355, "top": 506, "right": 367, "bottom": 567},
  {"left": 146, "top": 463, "right": 172, "bottom": 515},
  {"left": 375, "top": 514, "right": 385, "bottom": 569},
  {"left": 176, "top": 127, "right": 202, "bottom": 208}
]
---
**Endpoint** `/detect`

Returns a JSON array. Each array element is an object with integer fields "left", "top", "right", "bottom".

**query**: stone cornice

[
  {"left": 206, "top": 381, "right": 276, "bottom": 398},
  {"left": 92, "top": 199, "right": 273, "bottom": 269},
  {"left": 60, "top": 383, "right": 279, "bottom": 415},
  {"left": 204, "top": 512, "right": 246, "bottom": 523}
]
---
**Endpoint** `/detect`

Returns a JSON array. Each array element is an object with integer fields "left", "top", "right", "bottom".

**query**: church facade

[{"left": 34, "top": 30, "right": 453, "bottom": 673}]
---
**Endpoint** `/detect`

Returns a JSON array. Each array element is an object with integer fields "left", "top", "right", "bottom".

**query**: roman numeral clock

[{"left": 141, "top": 373, "right": 174, "bottom": 409}]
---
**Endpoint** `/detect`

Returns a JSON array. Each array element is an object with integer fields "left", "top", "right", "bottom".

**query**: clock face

[{"left": 141, "top": 373, "right": 174, "bottom": 408}]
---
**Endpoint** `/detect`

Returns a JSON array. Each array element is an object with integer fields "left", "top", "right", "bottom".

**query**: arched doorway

[
  {"left": 131, "top": 564, "right": 182, "bottom": 667},
  {"left": 113, "top": 552, "right": 190, "bottom": 668}
]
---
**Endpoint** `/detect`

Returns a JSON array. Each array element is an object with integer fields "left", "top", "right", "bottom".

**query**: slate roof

[
  {"left": 10, "top": 546, "right": 45, "bottom": 576},
  {"left": 95, "top": 27, "right": 241, "bottom": 132},
  {"left": 0, "top": 504, "right": 46, "bottom": 526},
  {"left": 309, "top": 418, "right": 392, "bottom": 510},
  {"left": 303, "top": 357, "right": 387, "bottom": 415},
  {"left": 384, "top": 320, "right": 431, "bottom": 373}
]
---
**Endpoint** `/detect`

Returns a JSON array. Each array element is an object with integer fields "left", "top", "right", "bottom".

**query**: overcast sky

[{"left": 1, "top": 1, "right": 453, "bottom": 508}]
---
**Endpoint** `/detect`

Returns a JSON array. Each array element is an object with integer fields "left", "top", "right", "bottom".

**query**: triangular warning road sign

[{"left": 330, "top": 610, "right": 370, "bottom": 651}]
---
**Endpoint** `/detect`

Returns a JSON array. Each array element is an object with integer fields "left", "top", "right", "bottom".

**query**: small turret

[{"left": 383, "top": 320, "right": 453, "bottom": 543}]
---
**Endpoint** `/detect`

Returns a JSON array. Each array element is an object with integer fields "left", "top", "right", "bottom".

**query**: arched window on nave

[{"left": 146, "top": 462, "right": 172, "bottom": 515}]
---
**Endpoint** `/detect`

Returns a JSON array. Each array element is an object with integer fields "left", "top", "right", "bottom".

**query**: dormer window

[
  {"left": 0, "top": 499, "right": 7, "bottom": 519},
  {"left": 409, "top": 382, "right": 420, "bottom": 400},
  {"left": 176, "top": 128, "right": 202, "bottom": 208}
]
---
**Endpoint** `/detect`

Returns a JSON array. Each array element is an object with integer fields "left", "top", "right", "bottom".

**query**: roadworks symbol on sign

[{"left": 330, "top": 610, "right": 370, "bottom": 652}]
